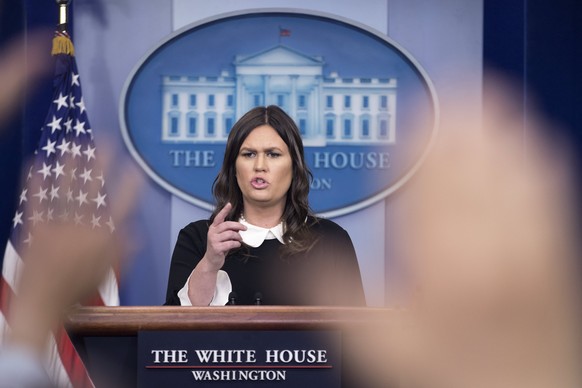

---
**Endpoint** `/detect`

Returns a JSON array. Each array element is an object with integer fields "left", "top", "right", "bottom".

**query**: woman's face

[{"left": 235, "top": 125, "right": 293, "bottom": 212}]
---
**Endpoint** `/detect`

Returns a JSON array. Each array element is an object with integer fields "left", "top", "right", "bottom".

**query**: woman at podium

[{"left": 165, "top": 106, "right": 365, "bottom": 306}]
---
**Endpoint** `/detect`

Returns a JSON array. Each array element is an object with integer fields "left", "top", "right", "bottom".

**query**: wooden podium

[{"left": 66, "top": 306, "right": 391, "bottom": 387}]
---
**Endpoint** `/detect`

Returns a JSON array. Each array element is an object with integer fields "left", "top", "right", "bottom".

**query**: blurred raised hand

[
  {"left": 0, "top": 30, "right": 51, "bottom": 128},
  {"left": 9, "top": 148, "right": 142, "bottom": 353},
  {"left": 349, "top": 74, "right": 582, "bottom": 388}
]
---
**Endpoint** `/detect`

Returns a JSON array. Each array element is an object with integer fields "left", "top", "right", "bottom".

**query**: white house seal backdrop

[{"left": 120, "top": 11, "right": 438, "bottom": 217}]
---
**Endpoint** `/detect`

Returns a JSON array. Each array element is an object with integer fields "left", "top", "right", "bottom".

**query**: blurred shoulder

[{"left": 308, "top": 216, "right": 350, "bottom": 238}]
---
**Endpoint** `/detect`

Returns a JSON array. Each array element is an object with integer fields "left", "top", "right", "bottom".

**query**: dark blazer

[{"left": 164, "top": 217, "right": 366, "bottom": 306}]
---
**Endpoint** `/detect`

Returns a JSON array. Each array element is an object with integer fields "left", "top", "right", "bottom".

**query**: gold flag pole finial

[{"left": 52, "top": 0, "right": 75, "bottom": 56}]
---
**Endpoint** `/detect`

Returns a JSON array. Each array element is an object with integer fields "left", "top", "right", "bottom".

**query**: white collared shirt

[
  {"left": 238, "top": 218, "right": 284, "bottom": 247},
  {"left": 177, "top": 219, "right": 284, "bottom": 306}
]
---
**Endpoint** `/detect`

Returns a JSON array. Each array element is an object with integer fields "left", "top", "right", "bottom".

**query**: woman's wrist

[
  {"left": 198, "top": 255, "right": 222, "bottom": 273},
  {"left": 189, "top": 256, "right": 221, "bottom": 306}
]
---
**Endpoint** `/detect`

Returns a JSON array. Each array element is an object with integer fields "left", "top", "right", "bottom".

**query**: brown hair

[{"left": 211, "top": 105, "right": 315, "bottom": 255}]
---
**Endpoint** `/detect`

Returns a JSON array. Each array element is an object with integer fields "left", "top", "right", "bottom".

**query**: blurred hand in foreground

[
  {"left": 8, "top": 148, "right": 142, "bottom": 354},
  {"left": 350, "top": 75, "right": 582, "bottom": 388},
  {"left": 0, "top": 30, "right": 51, "bottom": 128}
]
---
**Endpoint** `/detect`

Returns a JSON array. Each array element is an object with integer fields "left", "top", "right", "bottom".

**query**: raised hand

[
  {"left": 204, "top": 203, "right": 247, "bottom": 271},
  {"left": 186, "top": 203, "right": 247, "bottom": 305}
]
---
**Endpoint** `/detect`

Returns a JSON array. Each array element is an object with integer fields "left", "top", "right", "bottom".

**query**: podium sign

[{"left": 138, "top": 330, "right": 341, "bottom": 387}]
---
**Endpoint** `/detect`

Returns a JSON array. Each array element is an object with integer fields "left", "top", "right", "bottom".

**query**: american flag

[
  {"left": 279, "top": 27, "right": 291, "bottom": 37},
  {"left": 0, "top": 31, "right": 118, "bottom": 387}
]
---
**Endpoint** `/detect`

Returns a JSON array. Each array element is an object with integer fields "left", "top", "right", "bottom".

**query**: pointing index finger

[{"left": 212, "top": 203, "right": 232, "bottom": 226}]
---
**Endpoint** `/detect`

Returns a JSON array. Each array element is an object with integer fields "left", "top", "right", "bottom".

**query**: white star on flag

[
  {"left": 92, "top": 192, "right": 107, "bottom": 209},
  {"left": 33, "top": 187, "right": 49, "bottom": 203},
  {"left": 12, "top": 211, "right": 23, "bottom": 228},
  {"left": 46, "top": 115, "right": 63, "bottom": 133},
  {"left": 96, "top": 173, "right": 105, "bottom": 188},
  {"left": 83, "top": 145, "right": 96, "bottom": 161},
  {"left": 73, "top": 119, "right": 86, "bottom": 136},
  {"left": 53, "top": 92, "right": 68, "bottom": 110},
  {"left": 28, "top": 210, "right": 44, "bottom": 226},
  {"left": 64, "top": 117, "right": 73, "bottom": 133},
  {"left": 19, "top": 188, "right": 27, "bottom": 204},
  {"left": 106, "top": 216, "right": 115, "bottom": 233},
  {"left": 76, "top": 97, "right": 86, "bottom": 114},
  {"left": 80, "top": 168, "right": 92, "bottom": 183},
  {"left": 90, "top": 214, "right": 101, "bottom": 229},
  {"left": 70, "top": 143, "right": 82, "bottom": 158},
  {"left": 23, "top": 232, "right": 33, "bottom": 246},
  {"left": 49, "top": 185, "right": 60, "bottom": 200},
  {"left": 42, "top": 139, "right": 57, "bottom": 157},
  {"left": 52, "top": 161, "right": 65, "bottom": 178},
  {"left": 66, "top": 187, "right": 74, "bottom": 202},
  {"left": 71, "top": 72, "right": 80, "bottom": 86},
  {"left": 37, "top": 162, "right": 52, "bottom": 180},
  {"left": 76, "top": 190, "right": 89, "bottom": 206},
  {"left": 56, "top": 138, "right": 70, "bottom": 155}
]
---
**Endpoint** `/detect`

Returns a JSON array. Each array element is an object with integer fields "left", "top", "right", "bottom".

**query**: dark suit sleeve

[
  {"left": 311, "top": 219, "right": 366, "bottom": 306},
  {"left": 331, "top": 227, "right": 366, "bottom": 306},
  {"left": 164, "top": 221, "right": 208, "bottom": 305}
]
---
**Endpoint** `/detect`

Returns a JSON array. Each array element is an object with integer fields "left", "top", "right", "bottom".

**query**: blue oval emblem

[{"left": 120, "top": 10, "right": 438, "bottom": 217}]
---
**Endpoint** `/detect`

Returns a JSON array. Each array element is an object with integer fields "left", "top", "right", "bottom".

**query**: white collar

[{"left": 238, "top": 218, "right": 285, "bottom": 247}]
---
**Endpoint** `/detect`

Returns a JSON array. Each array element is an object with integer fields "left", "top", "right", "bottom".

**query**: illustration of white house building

[{"left": 161, "top": 45, "right": 397, "bottom": 146}]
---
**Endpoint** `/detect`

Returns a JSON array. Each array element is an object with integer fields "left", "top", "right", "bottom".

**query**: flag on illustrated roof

[
  {"left": 0, "top": 30, "right": 118, "bottom": 387},
  {"left": 279, "top": 27, "right": 291, "bottom": 37}
]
